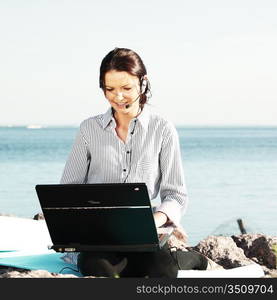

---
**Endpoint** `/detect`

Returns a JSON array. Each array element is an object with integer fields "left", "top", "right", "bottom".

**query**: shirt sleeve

[
  {"left": 60, "top": 124, "right": 91, "bottom": 184},
  {"left": 155, "top": 122, "right": 188, "bottom": 227}
]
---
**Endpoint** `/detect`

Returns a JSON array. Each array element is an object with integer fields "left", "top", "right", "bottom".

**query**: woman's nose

[{"left": 115, "top": 92, "right": 124, "bottom": 100}]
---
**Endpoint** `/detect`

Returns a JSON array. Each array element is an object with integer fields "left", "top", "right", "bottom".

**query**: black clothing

[{"left": 77, "top": 243, "right": 208, "bottom": 278}]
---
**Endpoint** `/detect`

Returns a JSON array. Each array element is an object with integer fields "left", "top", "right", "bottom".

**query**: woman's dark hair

[{"left": 99, "top": 47, "right": 151, "bottom": 107}]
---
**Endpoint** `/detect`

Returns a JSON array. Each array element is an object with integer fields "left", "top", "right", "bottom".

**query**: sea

[{"left": 0, "top": 126, "right": 276, "bottom": 246}]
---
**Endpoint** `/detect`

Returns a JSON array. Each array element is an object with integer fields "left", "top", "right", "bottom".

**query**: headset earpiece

[{"left": 141, "top": 78, "right": 147, "bottom": 94}]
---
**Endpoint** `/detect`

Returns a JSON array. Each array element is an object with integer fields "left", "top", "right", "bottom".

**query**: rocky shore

[
  {"left": 0, "top": 214, "right": 276, "bottom": 278},
  {"left": 190, "top": 234, "right": 277, "bottom": 278}
]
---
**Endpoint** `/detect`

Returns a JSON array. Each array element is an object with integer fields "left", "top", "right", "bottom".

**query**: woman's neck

[{"left": 113, "top": 107, "right": 142, "bottom": 129}]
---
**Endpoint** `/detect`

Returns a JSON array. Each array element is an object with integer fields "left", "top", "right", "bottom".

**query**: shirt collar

[
  {"left": 102, "top": 105, "right": 150, "bottom": 131},
  {"left": 136, "top": 105, "right": 150, "bottom": 131},
  {"left": 102, "top": 107, "right": 115, "bottom": 130}
]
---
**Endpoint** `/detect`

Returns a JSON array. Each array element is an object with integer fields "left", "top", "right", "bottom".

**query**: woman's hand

[{"left": 153, "top": 211, "right": 168, "bottom": 228}]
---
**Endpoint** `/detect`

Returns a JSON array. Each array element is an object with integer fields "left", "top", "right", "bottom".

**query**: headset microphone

[{"left": 125, "top": 96, "right": 140, "bottom": 109}]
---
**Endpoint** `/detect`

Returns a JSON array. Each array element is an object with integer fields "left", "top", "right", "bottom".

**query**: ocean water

[{"left": 0, "top": 126, "right": 276, "bottom": 245}]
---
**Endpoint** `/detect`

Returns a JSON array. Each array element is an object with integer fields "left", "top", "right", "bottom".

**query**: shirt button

[
  {"left": 126, "top": 151, "right": 130, "bottom": 154},
  {"left": 123, "top": 169, "right": 126, "bottom": 172}
]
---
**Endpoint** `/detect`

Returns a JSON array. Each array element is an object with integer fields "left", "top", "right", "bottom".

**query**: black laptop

[{"left": 35, "top": 183, "right": 174, "bottom": 252}]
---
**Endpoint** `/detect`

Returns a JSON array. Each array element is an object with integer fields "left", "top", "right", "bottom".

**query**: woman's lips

[{"left": 115, "top": 102, "right": 128, "bottom": 108}]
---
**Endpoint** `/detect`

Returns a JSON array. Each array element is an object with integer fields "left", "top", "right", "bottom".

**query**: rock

[
  {"left": 0, "top": 213, "right": 17, "bottom": 217},
  {"left": 167, "top": 226, "right": 189, "bottom": 251},
  {"left": 231, "top": 234, "right": 277, "bottom": 270},
  {"left": 191, "top": 236, "right": 253, "bottom": 269},
  {"left": 266, "top": 269, "right": 277, "bottom": 278},
  {"left": 33, "top": 213, "right": 45, "bottom": 220},
  {"left": 0, "top": 266, "right": 100, "bottom": 278},
  {"left": 0, "top": 265, "right": 79, "bottom": 278},
  {"left": 0, "top": 266, "right": 21, "bottom": 275},
  {"left": 0, "top": 269, "right": 78, "bottom": 278}
]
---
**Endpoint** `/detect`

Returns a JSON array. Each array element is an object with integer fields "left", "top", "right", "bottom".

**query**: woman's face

[{"left": 104, "top": 70, "right": 141, "bottom": 115}]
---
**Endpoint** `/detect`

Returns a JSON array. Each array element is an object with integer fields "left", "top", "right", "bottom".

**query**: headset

[
  {"left": 125, "top": 77, "right": 148, "bottom": 109},
  {"left": 141, "top": 77, "right": 147, "bottom": 94}
]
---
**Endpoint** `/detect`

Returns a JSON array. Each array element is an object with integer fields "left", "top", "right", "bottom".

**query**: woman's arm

[
  {"left": 155, "top": 121, "right": 188, "bottom": 227},
  {"left": 153, "top": 211, "right": 168, "bottom": 227},
  {"left": 60, "top": 125, "right": 91, "bottom": 184}
]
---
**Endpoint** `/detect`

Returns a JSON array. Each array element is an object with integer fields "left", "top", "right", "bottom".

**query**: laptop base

[{"left": 51, "top": 244, "right": 161, "bottom": 253}]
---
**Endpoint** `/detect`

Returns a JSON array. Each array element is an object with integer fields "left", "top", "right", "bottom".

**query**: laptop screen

[{"left": 36, "top": 183, "right": 160, "bottom": 248}]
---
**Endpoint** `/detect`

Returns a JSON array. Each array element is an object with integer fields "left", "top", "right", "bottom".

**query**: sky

[{"left": 0, "top": 0, "right": 277, "bottom": 126}]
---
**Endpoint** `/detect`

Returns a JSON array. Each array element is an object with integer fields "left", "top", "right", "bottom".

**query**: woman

[{"left": 60, "top": 48, "right": 207, "bottom": 277}]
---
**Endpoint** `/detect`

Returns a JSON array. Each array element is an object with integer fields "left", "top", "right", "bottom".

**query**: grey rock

[
  {"left": 0, "top": 267, "right": 100, "bottom": 278},
  {"left": 167, "top": 226, "right": 189, "bottom": 251},
  {"left": 265, "top": 269, "right": 277, "bottom": 278},
  {"left": 0, "top": 265, "right": 78, "bottom": 278},
  {"left": 191, "top": 235, "right": 253, "bottom": 269},
  {"left": 0, "top": 269, "right": 78, "bottom": 278},
  {"left": 33, "top": 213, "right": 45, "bottom": 220},
  {"left": 0, "top": 213, "right": 17, "bottom": 217},
  {"left": 231, "top": 234, "right": 277, "bottom": 269}
]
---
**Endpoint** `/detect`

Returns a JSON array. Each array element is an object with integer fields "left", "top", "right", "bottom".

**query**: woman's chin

[
  {"left": 112, "top": 104, "right": 130, "bottom": 113},
  {"left": 111, "top": 102, "right": 139, "bottom": 116},
  {"left": 113, "top": 106, "right": 127, "bottom": 113}
]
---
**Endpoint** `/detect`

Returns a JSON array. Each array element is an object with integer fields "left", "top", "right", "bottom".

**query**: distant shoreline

[{"left": 1, "top": 125, "right": 277, "bottom": 129}]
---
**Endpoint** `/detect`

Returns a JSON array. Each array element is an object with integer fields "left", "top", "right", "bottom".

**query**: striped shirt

[{"left": 60, "top": 105, "right": 188, "bottom": 226}]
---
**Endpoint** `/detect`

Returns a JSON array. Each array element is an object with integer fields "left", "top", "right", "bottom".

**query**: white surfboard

[
  {"left": 177, "top": 264, "right": 265, "bottom": 278},
  {"left": 0, "top": 216, "right": 53, "bottom": 256}
]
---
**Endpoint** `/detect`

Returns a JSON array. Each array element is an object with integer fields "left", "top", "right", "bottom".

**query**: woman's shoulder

[
  {"left": 77, "top": 111, "right": 109, "bottom": 136},
  {"left": 148, "top": 105, "right": 177, "bottom": 133},
  {"left": 79, "top": 111, "right": 108, "bottom": 128}
]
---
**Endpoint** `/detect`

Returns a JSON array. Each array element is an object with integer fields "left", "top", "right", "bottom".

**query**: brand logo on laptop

[{"left": 87, "top": 200, "right": 101, "bottom": 205}]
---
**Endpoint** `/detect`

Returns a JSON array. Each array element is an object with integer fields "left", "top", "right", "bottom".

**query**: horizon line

[{"left": 1, "top": 123, "right": 277, "bottom": 128}]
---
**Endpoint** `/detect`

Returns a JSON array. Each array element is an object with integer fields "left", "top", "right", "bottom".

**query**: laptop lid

[{"left": 35, "top": 183, "right": 167, "bottom": 252}]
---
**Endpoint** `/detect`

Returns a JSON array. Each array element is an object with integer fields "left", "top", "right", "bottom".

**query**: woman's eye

[
  {"left": 124, "top": 88, "right": 131, "bottom": 91},
  {"left": 106, "top": 88, "right": 113, "bottom": 92}
]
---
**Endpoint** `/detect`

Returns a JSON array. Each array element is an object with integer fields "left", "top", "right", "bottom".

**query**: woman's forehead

[{"left": 104, "top": 70, "right": 139, "bottom": 87}]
